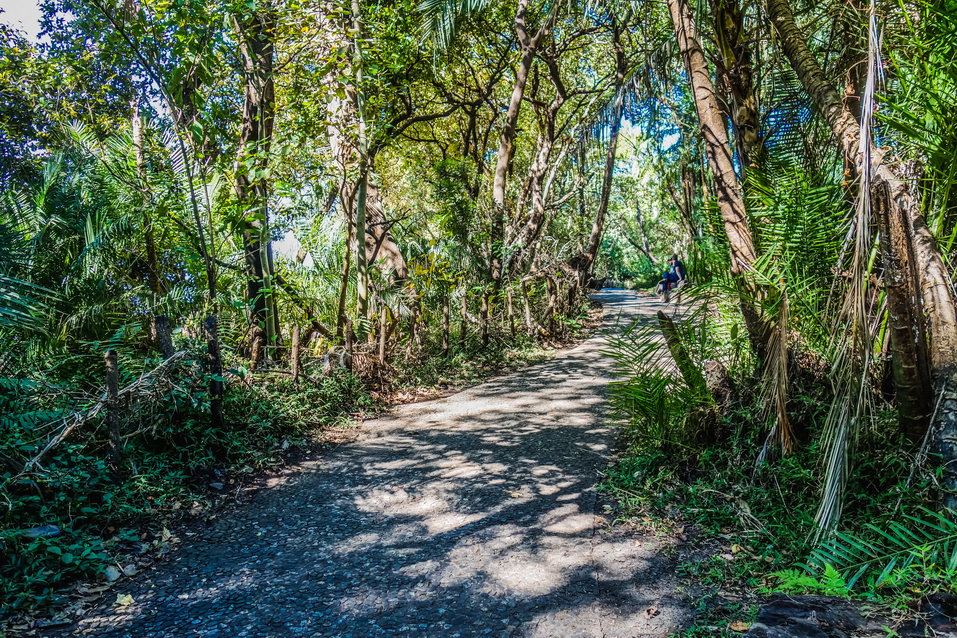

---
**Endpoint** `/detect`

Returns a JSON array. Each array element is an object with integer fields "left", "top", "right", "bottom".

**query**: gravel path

[{"left": 59, "top": 290, "right": 687, "bottom": 637}]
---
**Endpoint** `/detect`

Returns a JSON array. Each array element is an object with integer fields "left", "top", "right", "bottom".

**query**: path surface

[{"left": 60, "top": 290, "right": 686, "bottom": 637}]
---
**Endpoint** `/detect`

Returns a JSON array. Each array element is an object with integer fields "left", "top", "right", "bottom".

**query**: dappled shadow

[{"left": 56, "top": 291, "right": 687, "bottom": 637}]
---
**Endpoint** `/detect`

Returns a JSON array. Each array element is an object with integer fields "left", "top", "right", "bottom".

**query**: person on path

[{"left": 656, "top": 254, "right": 687, "bottom": 302}]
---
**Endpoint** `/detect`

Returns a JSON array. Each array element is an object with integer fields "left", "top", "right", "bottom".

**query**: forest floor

[{"left": 45, "top": 290, "right": 690, "bottom": 638}]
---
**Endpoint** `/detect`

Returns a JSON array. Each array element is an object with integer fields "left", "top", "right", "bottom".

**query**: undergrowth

[
  {"left": 602, "top": 299, "right": 947, "bottom": 634},
  {"left": 0, "top": 360, "right": 371, "bottom": 616}
]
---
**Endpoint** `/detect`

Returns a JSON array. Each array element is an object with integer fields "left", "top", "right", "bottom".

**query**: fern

[
  {"left": 805, "top": 508, "right": 957, "bottom": 589},
  {"left": 769, "top": 563, "right": 851, "bottom": 596}
]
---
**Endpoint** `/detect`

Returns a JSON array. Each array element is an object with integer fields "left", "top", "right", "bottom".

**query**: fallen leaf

[
  {"left": 731, "top": 543, "right": 743, "bottom": 554},
  {"left": 114, "top": 593, "right": 134, "bottom": 607},
  {"left": 643, "top": 606, "right": 659, "bottom": 619},
  {"left": 729, "top": 621, "right": 750, "bottom": 632}
]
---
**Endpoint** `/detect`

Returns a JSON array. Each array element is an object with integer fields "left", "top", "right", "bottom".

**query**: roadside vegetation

[{"left": 602, "top": 0, "right": 957, "bottom": 630}]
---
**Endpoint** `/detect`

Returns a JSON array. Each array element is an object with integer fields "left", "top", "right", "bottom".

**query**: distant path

[{"left": 60, "top": 290, "right": 687, "bottom": 637}]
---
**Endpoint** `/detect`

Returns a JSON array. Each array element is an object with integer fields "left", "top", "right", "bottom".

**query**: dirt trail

[{"left": 60, "top": 290, "right": 687, "bottom": 637}]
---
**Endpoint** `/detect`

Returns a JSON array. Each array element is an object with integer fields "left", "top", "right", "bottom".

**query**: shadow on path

[{"left": 59, "top": 291, "right": 687, "bottom": 638}]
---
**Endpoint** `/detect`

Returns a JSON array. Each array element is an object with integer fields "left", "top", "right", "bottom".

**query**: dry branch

[{"left": 23, "top": 351, "right": 190, "bottom": 473}]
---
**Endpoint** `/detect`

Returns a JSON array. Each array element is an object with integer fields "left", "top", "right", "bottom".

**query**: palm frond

[{"left": 807, "top": 508, "right": 957, "bottom": 589}]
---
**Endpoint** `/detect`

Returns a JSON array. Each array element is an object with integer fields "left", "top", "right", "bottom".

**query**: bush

[{"left": 0, "top": 363, "right": 372, "bottom": 615}]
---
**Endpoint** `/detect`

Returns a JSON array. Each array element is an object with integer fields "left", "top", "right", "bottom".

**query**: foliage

[{"left": 0, "top": 357, "right": 371, "bottom": 613}]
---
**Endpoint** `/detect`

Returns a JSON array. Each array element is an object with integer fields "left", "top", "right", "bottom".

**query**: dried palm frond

[{"left": 813, "top": 0, "right": 883, "bottom": 535}]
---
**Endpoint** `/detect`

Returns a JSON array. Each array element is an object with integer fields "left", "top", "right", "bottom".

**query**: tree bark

[
  {"left": 153, "top": 315, "right": 174, "bottom": 359},
  {"left": 657, "top": 311, "right": 707, "bottom": 393},
  {"left": 379, "top": 304, "right": 388, "bottom": 365},
  {"left": 204, "top": 315, "right": 225, "bottom": 431},
  {"left": 764, "top": 0, "right": 957, "bottom": 499},
  {"left": 576, "top": 23, "right": 627, "bottom": 285},
  {"left": 233, "top": 6, "right": 277, "bottom": 367},
  {"left": 290, "top": 325, "right": 301, "bottom": 383},
  {"left": 711, "top": 0, "right": 763, "bottom": 174},
  {"left": 459, "top": 291, "right": 468, "bottom": 347},
  {"left": 490, "top": 0, "right": 546, "bottom": 290},
  {"left": 668, "top": 0, "right": 768, "bottom": 352},
  {"left": 105, "top": 349, "right": 121, "bottom": 473},
  {"left": 442, "top": 297, "right": 450, "bottom": 357},
  {"left": 875, "top": 182, "right": 933, "bottom": 440}
]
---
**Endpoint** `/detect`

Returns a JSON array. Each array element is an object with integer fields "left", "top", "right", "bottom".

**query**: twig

[{"left": 22, "top": 352, "right": 189, "bottom": 473}]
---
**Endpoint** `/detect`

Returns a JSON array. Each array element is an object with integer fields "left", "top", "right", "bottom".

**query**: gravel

[{"left": 53, "top": 290, "right": 687, "bottom": 638}]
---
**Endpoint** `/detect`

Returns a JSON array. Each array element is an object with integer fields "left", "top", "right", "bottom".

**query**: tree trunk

[
  {"left": 344, "top": 319, "right": 354, "bottom": 371},
  {"left": 576, "top": 20, "right": 627, "bottom": 284},
  {"left": 480, "top": 292, "right": 490, "bottom": 347},
  {"left": 668, "top": 0, "right": 768, "bottom": 352},
  {"left": 506, "top": 288, "right": 516, "bottom": 337},
  {"left": 459, "top": 291, "right": 468, "bottom": 347},
  {"left": 379, "top": 304, "right": 388, "bottom": 365},
  {"left": 764, "top": 0, "right": 957, "bottom": 500},
  {"left": 336, "top": 219, "right": 353, "bottom": 339},
  {"left": 153, "top": 315, "right": 174, "bottom": 359},
  {"left": 442, "top": 297, "right": 450, "bottom": 357},
  {"left": 233, "top": 7, "right": 277, "bottom": 367},
  {"left": 290, "top": 325, "right": 301, "bottom": 383},
  {"left": 132, "top": 99, "right": 162, "bottom": 296},
  {"left": 657, "top": 311, "right": 707, "bottom": 393},
  {"left": 711, "top": 0, "right": 763, "bottom": 174},
  {"left": 490, "top": 0, "right": 554, "bottom": 292},
  {"left": 875, "top": 182, "right": 933, "bottom": 440},
  {"left": 204, "top": 315, "right": 225, "bottom": 430},
  {"left": 545, "top": 275, "right": 558, "bottom": 335},
  {"left": 105, "top": 349, "right": 121, "bottom": 473}
]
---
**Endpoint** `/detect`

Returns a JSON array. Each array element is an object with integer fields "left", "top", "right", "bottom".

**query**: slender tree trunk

[
  {"left": 669, "top": 0, "right": 768, "bottom": 352},
  {"left": 491, "top": 0, "right": 539, "bottom": 290},
  {"left": 131, "top": 98, "right": 172, "bottom": 356},
  {"left": 132, "top": 100, "right": 162, "bottom": 296},
  {"left": 355, "top": 159, "right": 370, "bottom": 328},
  {"left": 105, "top": 349, "right": 121, "bottom": 473},
  {"left": 657, "top": 311, "right": 707, "bottom": 393},
  {"left": 480, "top": 293, "right": 490, "bottom": 347},
  {"left": 577, "top": 21, "right": 626, "bottom": 284},
  {"left": 521, "top": 280, "right": 534, "bottom": 332},
  {"left": 233, "top": 7, "right": 277, "bottom": 367},
  {"left": 506, "top": 288, "right": 516, "bottom": 337},
  {"left": 204, "top": 315, "right": 225, "bottom": 430},
  {"left": 336, "top": 222, "right": 353, "bottom": 339},
  {"left": 344, "top": 319, "right": 354, "bottom": 371},
  {"left": 379, "top": 304, "right": 388, "bottom": 365},
  {"left": 442, "top": 297, "right": 450, "bottom": 357},
  {"left": 459, "top": 291, "right": 468, "bottom": 346},
  {"left": 290, "top": 325, "right": 301, "bottom": 383}
]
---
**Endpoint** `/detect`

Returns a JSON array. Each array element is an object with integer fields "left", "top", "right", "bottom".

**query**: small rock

[
  {"left": 104, "top": 566, "right": 122, "bottom": 582},
  {"left": 209, "top": 482, "right": 225, "bottom": 490},
  {"left": 22, "top": 525, "right": 60, "bottom": 538},
  {"left": 34, "top": 617, "right": 71, "bottom": 628}
]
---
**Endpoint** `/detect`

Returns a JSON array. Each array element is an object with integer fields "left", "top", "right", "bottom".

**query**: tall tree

[
  {"left": 764, "top": 0, "right": 957, "bottom": 506},
  {"left": 668, "top": 0, "right": 768, "bottom": 351},
  {"left": 233, "top": 3, "right": 278, "bottom": 366}
]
